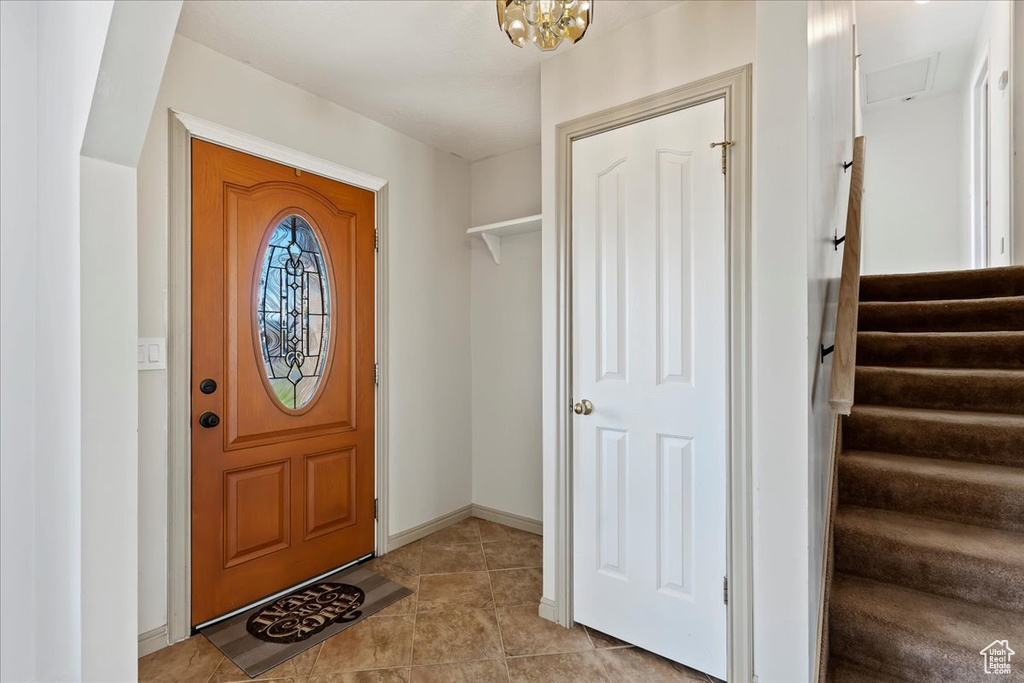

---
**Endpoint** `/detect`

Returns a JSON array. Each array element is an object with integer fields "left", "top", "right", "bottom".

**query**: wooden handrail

[{"left": 829, "top": 136, "right": 865, "bottom": 415}]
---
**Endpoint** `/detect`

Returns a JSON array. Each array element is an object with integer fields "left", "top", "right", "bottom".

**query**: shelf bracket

[{"left": 480, "top": 233, "right": 501, "bottom": 264}]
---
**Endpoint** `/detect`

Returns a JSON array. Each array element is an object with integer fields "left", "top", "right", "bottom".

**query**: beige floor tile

[
  {"left": 583, "top": 626, "right": 630, "bottom": 649},
  {"left": 409, "top": 659, "right": 509, "bottom": 683},
  {"left": 419, "top": 543, "right": 486, "bottom": 574},
  {"left": 138, "top": 635, "right": 224, "bottom": 683},
  {"left": 596, "top": 648, "right": 710, "bottom": 682},
  {"left": 488, "top": 568, "right": 542, "bottom": 607},
  {"left": 496, "top": 606, "right": 593, "bottom": 657},
  {"left": 476, "top": 519, "right": 516, "bottom": 543},
  {"left": 417, "top": 571, "right": 493, "bottom": 612},
  {"left": 309, "top": 669, "right": 410, "bottom": 683},
  {"left": 312, "top": 616, "right": 415, "bottom": 674},
  {"left": 505, "top": 651, "right": 608, "bottom": 683},
  {"left": 378, "top": 541, "right": 424, "bottom": 575},
  {"left": 421, "top": 518, "right": 481, "bottom": 546},
  {"left": 482, "top": 539, "right": 542, "bottom": 570},
  {"left": 411, "top": 609, "right": 503, "bottom": 665},
  {"left": 208, "top": 643, "right": 322, "bottom": 681}
]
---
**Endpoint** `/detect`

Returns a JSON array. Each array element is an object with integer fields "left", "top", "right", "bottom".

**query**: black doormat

[{"left": 200, "top": 563, "right": 412, "bottom": 678}]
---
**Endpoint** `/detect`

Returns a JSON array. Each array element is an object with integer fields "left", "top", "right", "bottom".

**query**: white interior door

[{"left": 571, "top": 98, "right": 727, "bottom": 679}]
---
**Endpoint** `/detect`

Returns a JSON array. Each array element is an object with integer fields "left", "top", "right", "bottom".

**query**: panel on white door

[{"left": 572, "top": 99, "right": 727, "bottom": 680}]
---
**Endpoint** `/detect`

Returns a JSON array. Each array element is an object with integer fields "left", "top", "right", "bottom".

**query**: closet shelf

[{"left": 466, "top": 214, "right": 542, "bottom": 264}]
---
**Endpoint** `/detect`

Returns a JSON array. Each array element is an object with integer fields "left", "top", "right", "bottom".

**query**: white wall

[
  {"left": 752, "top": 3, "right": 811, "bottom": 681},
  {"left": 137, "top": 35, "right": 473, "bottom": 639},
  {"left": 0, "top": 3, "right": 41, "bottom": 679},
  {"left": 971, "top": 0, "right": 1014, "bottom": 266},
  {"left": 862, "top": 93, "right": 970, "bottom": 274},
  {"left": 470, "top": 146, "right": 543, "bottom": 522},
  {"left": 1014, "top": 1, "right": 1023, "bottom": 265},
  {"left": 806, "top": 0, "right": 856, "bottom": 674},
  {"left": 0, "top": 1, "right": 162, "bottom": 679}
]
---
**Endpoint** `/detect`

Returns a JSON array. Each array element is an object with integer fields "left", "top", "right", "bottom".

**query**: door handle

[
  {"left": 199, "top": 411, "right": 220, "bottom": 428},
  {"left": 573, "top": 399, "right": 594, "bottom": 415}
]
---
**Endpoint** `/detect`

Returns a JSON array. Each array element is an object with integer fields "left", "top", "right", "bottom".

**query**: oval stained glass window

[{"left": 256, "top": 214, "right": 331, "bottom": 410}]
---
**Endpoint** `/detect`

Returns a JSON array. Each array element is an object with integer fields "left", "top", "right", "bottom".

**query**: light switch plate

[{"left": 138, "top": 338, "right": 166, "bottom": 371}]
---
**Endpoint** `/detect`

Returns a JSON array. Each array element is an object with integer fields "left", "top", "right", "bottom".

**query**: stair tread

[
  {"left": 860, "top": 265, "right": 1024, "bottom": 302},
  {"left": 835, "top": 506, "right": 1024, "bottom": 566},
  {"left": 849, "top": 403, "right": 1024, "bottom": 426},
  {"left": 829, "top": 658, "right": 906, "bottom": 683},
  {"left": 842, "top": 449, "right": 1024, "bottom": 484},
  {"left": 858, "top": 365, "right": 1024, "bottom": 379},
  {"left": 832, "top": 573, "right": 1024, "bottom": 649}
]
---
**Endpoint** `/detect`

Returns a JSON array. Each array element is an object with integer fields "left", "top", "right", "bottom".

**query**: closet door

[{"left": 571, "top": 99, "right": 728, "bottom": 679}]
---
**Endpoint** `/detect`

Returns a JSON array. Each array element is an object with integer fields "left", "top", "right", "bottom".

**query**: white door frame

[
  {"left": 970, "top": 50, "right": 991, "bottom": 269},
  {"left": 166, "top": 110, "right": 391, "bottom": 644},
  {"left": 551, "top": 65, "right": 753, "bottom": 682}
]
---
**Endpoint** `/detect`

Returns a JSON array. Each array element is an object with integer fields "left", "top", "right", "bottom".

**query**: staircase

[{"left": 827, "top": 265, "right": 1024, "bottom": 683}]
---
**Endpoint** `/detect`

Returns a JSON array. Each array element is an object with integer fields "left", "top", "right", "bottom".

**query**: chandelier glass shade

[{"left": 497, "top": 0, "right": 592, "bottom": 52}]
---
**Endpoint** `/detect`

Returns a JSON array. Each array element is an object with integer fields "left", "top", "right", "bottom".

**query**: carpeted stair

[{"left": 828, "top": 265, "right": 1024, "bottom": 683}]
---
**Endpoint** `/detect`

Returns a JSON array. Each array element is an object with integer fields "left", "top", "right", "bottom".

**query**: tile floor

[{"left": 139, "top": 517, "right": 717, "bottom": 683}]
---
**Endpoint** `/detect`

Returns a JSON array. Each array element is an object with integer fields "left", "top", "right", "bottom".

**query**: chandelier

[{"left": 497, "top": 0, "right": 593, "bottom": 52}]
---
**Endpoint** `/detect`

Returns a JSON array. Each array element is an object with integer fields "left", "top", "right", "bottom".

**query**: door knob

[
  {"left": 573, "top": 399, "right": 594, "bottom": 415},
  {"left": 199, "top": 411, "right": 220, "bottom": 428}
]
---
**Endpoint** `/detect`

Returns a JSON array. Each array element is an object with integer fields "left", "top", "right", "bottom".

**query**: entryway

[{"left": 188, "top": 138, "right": 378, "bottom": 626}]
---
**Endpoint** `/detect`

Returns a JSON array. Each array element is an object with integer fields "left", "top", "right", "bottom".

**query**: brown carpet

[{"left": 828, "top": 265, "right": 1024, "bottom": 683}]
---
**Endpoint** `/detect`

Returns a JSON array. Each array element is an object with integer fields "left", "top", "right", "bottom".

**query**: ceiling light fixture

[{"left": 497, "top": 0, "right": 592, "bottom": 52}]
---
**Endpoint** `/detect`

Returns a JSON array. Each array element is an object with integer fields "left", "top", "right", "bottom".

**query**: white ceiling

[
  {"left": 856, "top": 0, "right": 987, "bottom": 109},
  {"left": 176, "top": 0, "right": 681, "bottom": 161}
]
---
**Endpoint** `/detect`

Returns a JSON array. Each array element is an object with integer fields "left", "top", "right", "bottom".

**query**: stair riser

[
  {"left": 856, "top": 333, "right": 1024, "bottom": 369},
  {"left": 854, "top": 369, "right": 1024, "bottom": 415},
  {"left": 834, "top": 524, "right": 1024, "bottom": 612},
  {"left": 859, "top": 266, "right": 1024, "bottom": 303},
  {"left": 830, "top": 611, "right": 994, "bottom": 683},
  {"left": 838, "top": 458, "right": 1024, "bottom": 533},
  {"left": 859, "top": 300, "right": 1024, "bottom": 333},
  {"left": 843, "top": 413, "right": 1024, "bottom": 468}
]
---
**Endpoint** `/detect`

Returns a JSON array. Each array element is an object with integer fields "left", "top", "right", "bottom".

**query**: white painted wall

[
  {"left": 970, "top": 0, "right": 1014, "bottom": 266},
  {"left": 752, "top": 4, "right": 811, "bottom": 681},
  {"left": 137, "top": 35, "right": 473, "bottom": 638},
  {"left": 470, "top": 146, "right": 543, "bottom": 522},
  {"left": 1014, "top": 1, "right": 1023, "bottom": 265},
  {"left": 0, "top": 3, "right": 41, "bottom": 679},
  {"left": 806, "top": 0, "right": 856, "bottom": 674},
  {"left": 0, "top": 1, "right": 171, "bottom": 679},
  {"left": 862, "top": 93, "right": 970, "bottom": 274}
]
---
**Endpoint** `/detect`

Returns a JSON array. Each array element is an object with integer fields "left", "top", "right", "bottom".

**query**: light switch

[{"left": 138, "top": 338, "right": 166, "bottom": 371}]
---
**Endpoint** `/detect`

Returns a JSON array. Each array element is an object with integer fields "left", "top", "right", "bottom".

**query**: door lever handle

[{"left": 573, "top": 399, "right": 594, "bottom": 416}]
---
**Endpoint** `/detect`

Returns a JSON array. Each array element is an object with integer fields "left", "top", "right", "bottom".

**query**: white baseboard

[
  {"left": 387, "top": 503, "right": 543, "bottom": 552},
  {"left": 387, "top": 504, "right": 474, "bottom": 550},
  {"left": 470, "top": 503, "right": 543, "bottom": 536},
  {"left": 138, "top": 624, "right": 168, "bottom": 658},
  {"left": 538, "top": 596, "right": 557, "bottom": 623}
]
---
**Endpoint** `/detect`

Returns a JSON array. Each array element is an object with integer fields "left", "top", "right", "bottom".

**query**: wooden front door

[{"left": 191, "top": 140, "right": 376, "bottom": 626}]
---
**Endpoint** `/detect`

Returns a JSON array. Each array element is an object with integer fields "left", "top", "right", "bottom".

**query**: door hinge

[
  {"left": 723, "top": 576, "right": 729, "bottom": 604},
  {"left": 710, "top": 140, "right": 735, "bottom": 175},
  {"left": 374, "top": 498, "right": 378, "bottom": 520},
  {"left": 374, "top": 229, "right": 380, "bottom": 252},
  {"left": 374, "top": 362, "right": 380, "bottom": 387}
]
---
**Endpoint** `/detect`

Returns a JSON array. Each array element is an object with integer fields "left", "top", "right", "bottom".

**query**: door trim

[
  {"left": 552, "top": 65, "right": 753, "bottom": 682},
  {"left": 167, "top": 109, "right": 391, "bottom": 645}
]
